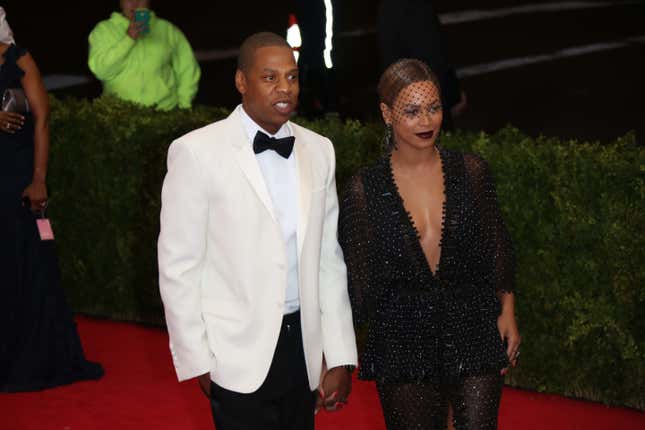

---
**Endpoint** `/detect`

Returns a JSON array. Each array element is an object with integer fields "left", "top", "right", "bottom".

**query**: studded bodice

[{"left": 338, "top": 147, "right": 515, "bottom": 382}]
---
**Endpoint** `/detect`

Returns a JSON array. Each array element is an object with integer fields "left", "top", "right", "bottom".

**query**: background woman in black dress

[
  {"left": 339, "top": 59, "right": 521, "bottom": 429},
  {"left": 0, "top": 41, "right": 103, "bottom": 391}
]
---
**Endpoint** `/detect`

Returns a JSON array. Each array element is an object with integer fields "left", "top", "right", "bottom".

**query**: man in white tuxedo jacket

[{"left": 158, "top": 32, "right": 358, "bottom": 429}]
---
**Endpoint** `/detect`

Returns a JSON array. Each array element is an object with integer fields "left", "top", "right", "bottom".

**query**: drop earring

[{"left": 383, "top": 123, "right": 395, "bottom": 152}]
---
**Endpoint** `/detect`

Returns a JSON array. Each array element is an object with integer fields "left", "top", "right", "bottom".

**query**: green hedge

[{"left": 48, "top": 96, "right": 644, "bottom": 409}]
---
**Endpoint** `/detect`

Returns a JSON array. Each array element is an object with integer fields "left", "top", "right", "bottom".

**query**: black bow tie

[{"left": 253, "top": 131, "right": 295, "bottom": 159}]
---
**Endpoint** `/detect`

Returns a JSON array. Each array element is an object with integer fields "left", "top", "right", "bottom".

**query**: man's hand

[
  {"left": 197, "top": 372, "right": 211, "bottom": 398},
  {"left": 316, "top": 366, "right": 352, "bottom": 412},
  {"left": 127, "top": 21, "right": 144, "bottom": 40}
]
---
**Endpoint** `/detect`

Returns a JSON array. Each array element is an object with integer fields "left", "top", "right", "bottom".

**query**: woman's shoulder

[
  {"left": 443, "top": 149, "right": 495, "bottom": 187},
  {"left": 343, "top": 157, "right": 388, "bottom": 196},
  {"left": 357, "top": 156, "right": 390, "bottom": 182},
  {"left": 440, "top": 146, "right": 488, "bottom": 174},
  {"left": 462, "top": 152, "right": 491, "bottom": 180},
  {"left": 0, "top": 44, "right": 29, "bottom": 80},
  {"left": 2, "top": 43, "right": 28, "bottom": 62}
]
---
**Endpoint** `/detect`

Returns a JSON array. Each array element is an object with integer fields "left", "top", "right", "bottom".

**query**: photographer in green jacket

[{"left": 88, "top": 0, "right": 201, "bottom": 111}]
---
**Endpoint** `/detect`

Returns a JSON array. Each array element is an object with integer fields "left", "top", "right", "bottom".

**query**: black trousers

[{"left": 209, "top": 312, "right": 316, "bottom": 430}]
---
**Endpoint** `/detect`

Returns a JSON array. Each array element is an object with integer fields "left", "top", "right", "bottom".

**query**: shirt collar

[{"left": 237, "top": 104, "right": 292, "bottom": 145}]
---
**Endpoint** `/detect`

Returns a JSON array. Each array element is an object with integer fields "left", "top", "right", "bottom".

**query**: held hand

[
  {"left": 22, "top": 180, "right": 48, "bottom": 212},
  {"left": 0, "top": 111, "right": 25, "bottom": 134},
  {"left": 127, "top": 21, "right": 144, "bottom": 40},
  {"left": 498, "top": 310, "right": 521, "bottom": 375},
  {"left": 316, "top": 366, "right": 352, "bottom": 412},
  {"left": 197, "top": 372, "right": 212, "bottom": 398}
]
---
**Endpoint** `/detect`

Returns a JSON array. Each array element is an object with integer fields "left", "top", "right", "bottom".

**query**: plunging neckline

[{"left": 387, "top": 148, "right": 447, "bottom": 280}]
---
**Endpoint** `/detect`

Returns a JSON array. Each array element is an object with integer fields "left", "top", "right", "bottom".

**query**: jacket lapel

[
  {"left": 293, "top": 125, "right": 312, "bottom": 258},
  {"left": 228, "top": 110, "right": 277, "bottom": 222}
]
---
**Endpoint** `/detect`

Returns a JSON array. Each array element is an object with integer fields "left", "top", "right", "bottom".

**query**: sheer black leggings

[{"left": 377, "top": 374, "right": 503, "bottom": 430}]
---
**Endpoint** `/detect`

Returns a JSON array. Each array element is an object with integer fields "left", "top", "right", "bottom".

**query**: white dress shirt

[{"left": 238, "top": 105, "right": 300, "bottom": 314}]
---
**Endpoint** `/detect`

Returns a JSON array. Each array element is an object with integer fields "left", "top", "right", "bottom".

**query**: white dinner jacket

[{"left": 158, "top": 108, "right": 357, "bottom": 393}]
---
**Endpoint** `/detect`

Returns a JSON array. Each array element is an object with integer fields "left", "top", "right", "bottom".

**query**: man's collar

[{"left": 237, "top": 104, "right": 291, "bottom": 144}]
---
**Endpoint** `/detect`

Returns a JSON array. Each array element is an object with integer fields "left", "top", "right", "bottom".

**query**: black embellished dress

[
  {"left": 0, "top": 44, "right": 103, "bottom": 392},
  {"left": 338, "top": 147, "right": 515, "bottom": 429}
]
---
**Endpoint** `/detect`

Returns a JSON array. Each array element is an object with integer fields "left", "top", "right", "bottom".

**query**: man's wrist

[{"left": 341, "top": 364, "right": 356, "bottom": 374}]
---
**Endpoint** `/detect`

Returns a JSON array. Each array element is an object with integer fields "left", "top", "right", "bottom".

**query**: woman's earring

[{"left": 383, "top": 123, "right": 394, "bottom": 151}]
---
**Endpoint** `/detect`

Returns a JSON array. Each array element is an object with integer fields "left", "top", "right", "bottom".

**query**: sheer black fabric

[
  {"left": 338, "top": 147, "right": 514, "bottom": 428},
  {"left": 377, "top": 374, "right": 503, "bottom": 430},
  {"left": 0, "top": 44, "right": 103, "bottom": 392}
]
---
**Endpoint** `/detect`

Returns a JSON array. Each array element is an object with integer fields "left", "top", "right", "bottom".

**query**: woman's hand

[
  {"left": 0, "top": 111, "right": 25, "bottom": 134},
  {"left": 498, "top": 311, "right": 521, "bottom": 375},
  {"left": 22, "top": 180, "right": 48, "bottom": 211},
  {"left": 497, "top": 292, "right": 521, "bottom": 375}
]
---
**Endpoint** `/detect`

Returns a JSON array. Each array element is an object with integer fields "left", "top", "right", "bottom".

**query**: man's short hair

[{"left": 237, "top": 32, "right": 292, "bottom": 72}]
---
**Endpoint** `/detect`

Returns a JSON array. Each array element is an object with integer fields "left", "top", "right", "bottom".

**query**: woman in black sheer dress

[
  {"left": 338, "top": 59, "right": 521, "bottom": 429},
  {"left": 0, "top": 42, "right": 103, "bottom": 391}
]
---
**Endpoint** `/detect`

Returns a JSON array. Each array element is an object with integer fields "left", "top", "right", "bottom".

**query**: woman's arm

[
  {"left": 338, "top": 172, "right": 374, "bottom": 328},
  {"left": 465, "top": 153, "right": 521, "bottom": 372},
  {"left": 497, "top": 291, "right": 520, "bottom": 372},
  {"left": 19, "top": 52, "right": 50, "bottom": 211}
]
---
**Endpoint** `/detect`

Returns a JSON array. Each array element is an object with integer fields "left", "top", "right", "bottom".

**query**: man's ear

[
  {"left": 380, "top": 102, "right": 392, "bottom": 126},
  {"left": 235, "top": 69, "right": 247, "bottom": 95}
]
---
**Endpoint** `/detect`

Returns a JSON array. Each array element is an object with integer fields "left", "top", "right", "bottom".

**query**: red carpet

[{"left": 1, "top": 316, "right": 644, "bottom": 430}]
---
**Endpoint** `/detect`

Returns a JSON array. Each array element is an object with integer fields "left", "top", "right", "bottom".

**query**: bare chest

[{"left": 393, "top": 167, "right": 446, "bottom": 273}]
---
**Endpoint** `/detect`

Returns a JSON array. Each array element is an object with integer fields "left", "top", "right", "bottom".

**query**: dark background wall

[
  {"left": 4, "top": 0, "right": 380, "bottom": 74},
  {"left": 5, "top": 1, "right": 287, "bottom": 73},
  {"left": 3, "top": 0, "right": 643, "bottom": 143}
]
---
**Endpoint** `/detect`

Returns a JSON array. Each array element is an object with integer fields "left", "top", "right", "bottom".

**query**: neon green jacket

[{"left": 88, "top": 11, "right": 200, "bottom": 110}]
